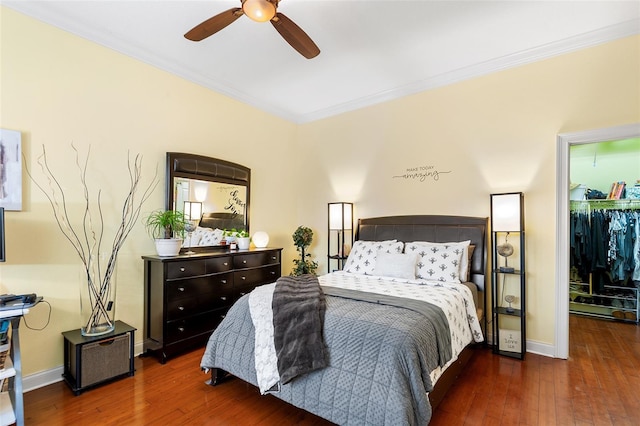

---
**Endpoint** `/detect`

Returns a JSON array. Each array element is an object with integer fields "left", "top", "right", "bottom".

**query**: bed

[{"left": 200, "top": 215, "right": 487, "bottom": 425}]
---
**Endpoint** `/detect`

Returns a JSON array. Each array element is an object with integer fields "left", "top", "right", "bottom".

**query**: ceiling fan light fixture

[{"left": 242, "top": 0, "right": 276, "bottom": 23}]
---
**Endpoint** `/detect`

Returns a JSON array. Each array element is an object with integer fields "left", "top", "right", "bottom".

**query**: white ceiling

[{"left": 4, "top": 1, "right": 640, "bottom": 124}]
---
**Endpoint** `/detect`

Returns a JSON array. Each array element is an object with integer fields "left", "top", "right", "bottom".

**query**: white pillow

[
  {"left": 405, "top": 241, "right": 469, "bottom": 283},
  {"left": 373, "top": 251, "right": 418, "bottom": 280},
  {"left": 343, "top": 240, "right": 404, "bottom": 275},
  {"left": 196, "top": 227, "right": 224, "bottom": 246}
]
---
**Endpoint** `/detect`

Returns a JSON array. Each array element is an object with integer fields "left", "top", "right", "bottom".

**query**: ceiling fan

[{"left": 184, "top": 0, "right": 320, "bottom": 59}]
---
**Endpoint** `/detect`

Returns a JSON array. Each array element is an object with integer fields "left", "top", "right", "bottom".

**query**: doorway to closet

[
  {"left": 568, "top": 138, "right": 639, "bottom": 321},
  {"left": 556, "top": 123, "right": 640, "bottom": 359}
]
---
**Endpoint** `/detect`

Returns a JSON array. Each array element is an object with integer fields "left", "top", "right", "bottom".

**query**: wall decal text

[{"left": 392, "top": 165, "right": 452, "bottom": 183}]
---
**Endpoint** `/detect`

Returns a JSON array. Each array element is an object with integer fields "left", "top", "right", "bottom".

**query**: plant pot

[
  {"left": 237, "top": 237, "right": 250, "bottom": 250},
  {"left": 154, "top": 238, "right": 183, "bottom": 257}
]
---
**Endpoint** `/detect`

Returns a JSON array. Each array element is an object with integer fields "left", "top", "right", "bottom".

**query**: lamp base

[{"left": 499, "top": 266, "right": 515, "bottom": 273}]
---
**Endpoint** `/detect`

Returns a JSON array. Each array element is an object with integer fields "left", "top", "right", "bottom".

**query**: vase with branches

[
  {"left": 291, "top": 225, "right": 318, "bottom": 276},
  {"left": 25, "top": 144, "right": 157, "bottom": 336}
]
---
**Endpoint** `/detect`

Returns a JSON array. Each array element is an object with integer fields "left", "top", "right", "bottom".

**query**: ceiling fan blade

[
  {"left": 184, "top": 8, "right": 243, "bottom": 41},
  {"left": 270, "top": 12, "right": 320, "bottom": 59}
]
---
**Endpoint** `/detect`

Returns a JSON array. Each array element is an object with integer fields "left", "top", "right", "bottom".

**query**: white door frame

[{"left": 555, "top": 123, "right": 640, "bottom": 359}]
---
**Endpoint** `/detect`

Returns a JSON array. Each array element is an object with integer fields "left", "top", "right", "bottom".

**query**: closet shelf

[
  {"left": 570, "top": 199, "right": 640, "bottom": 210},
  {"left": 569, "top": 300, "right": 636, "bottom": 312},
  {"left": 569, "top": 280, "right": 638, "bottom": 323}
]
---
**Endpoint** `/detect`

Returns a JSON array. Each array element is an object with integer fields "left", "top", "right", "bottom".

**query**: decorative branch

[{"left": 24, "top": 144, "right": 159, "bottom": 332}]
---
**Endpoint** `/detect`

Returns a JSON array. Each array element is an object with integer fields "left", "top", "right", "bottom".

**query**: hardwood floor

[{"left": 25, "top": 315, "right": 639, "bottom": 425}]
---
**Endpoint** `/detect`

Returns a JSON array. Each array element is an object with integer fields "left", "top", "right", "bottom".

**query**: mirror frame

[{"left": 166, "top": 152, "right": 251, "bottom": 240}]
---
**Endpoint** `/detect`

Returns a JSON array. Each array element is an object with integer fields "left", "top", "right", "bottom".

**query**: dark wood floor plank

[{"left": 24, "top": 315, "right": 639, "bottom": 425}]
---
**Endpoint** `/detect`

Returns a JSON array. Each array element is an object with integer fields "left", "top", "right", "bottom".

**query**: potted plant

[
  {"left": 145, "top": 209, "right": 187, "bottom": 256},
  {"left": 223, "top": 229, "right": 238, "bottom": 244},
  {"left": 236, "top": 229, "right": 250, "bottom": 250},
  {"left": 291, "top": 226, "right": 318, "bottom": 276}
]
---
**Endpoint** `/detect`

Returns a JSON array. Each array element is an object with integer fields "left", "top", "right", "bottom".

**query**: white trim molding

[{"left": 555, "top": 123, "right": 640, "bottom": 359}]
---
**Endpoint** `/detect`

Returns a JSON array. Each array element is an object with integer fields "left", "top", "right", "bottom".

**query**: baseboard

[
  {"left": 23, "top": 341, "right": 145, "bottom": 393},
  {"left": 23, "top": 366, "right": 64, "bottom": 393},
  {"left": 526, "top": 339, "right": 555, "bottom": 358},
  {"left": 486, "top": 335, "right": 555, "bottom": 359}
]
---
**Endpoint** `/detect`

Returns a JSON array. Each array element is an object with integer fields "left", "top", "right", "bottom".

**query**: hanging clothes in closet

[{"left": 570, "top": 201, "right": 640, "bottom": 289}]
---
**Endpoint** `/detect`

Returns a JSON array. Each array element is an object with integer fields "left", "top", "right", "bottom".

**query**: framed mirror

[{"left": 166, "top": 152, "right": 250, "bottom": 249}]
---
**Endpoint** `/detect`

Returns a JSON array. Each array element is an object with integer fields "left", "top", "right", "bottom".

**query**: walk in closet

[{"left": 569, "top": 137, "right": 640, "bottom": 324}]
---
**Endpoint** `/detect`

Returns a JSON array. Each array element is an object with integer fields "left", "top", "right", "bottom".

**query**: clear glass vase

[{"left": 79, "top": 253, "right": 117, "bottom": 336}]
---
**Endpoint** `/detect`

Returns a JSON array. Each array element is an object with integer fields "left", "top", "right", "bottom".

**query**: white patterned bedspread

[{"left": 319, "top": 271, "right": 484, "bottom": 384}]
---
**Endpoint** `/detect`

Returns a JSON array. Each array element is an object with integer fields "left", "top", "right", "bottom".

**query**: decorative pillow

[
  {"left": 183, "top": 231, "right": 202, "bottom": 247},
  {"left": 373, "top": 251, "right": 418, "bottom": 280},
  {"left": 196, "top": 227, "right": 224, "bottom": 246},
  {"left": 465, "top": 244, "right": 476, "bottom": 281},
  {"left": 343, "top": 240, "right": 404, "bottom": 275},
  {"left": 405, "top": 241, "right": 469, "bottom": 283}
]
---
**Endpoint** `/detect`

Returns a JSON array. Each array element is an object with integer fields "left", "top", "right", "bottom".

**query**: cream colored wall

[
  {"left": 298, "top": 35, "right": 640, "bottom": 349},
  {"left": 1, "top": 5, "right": 639, "bottom": 378},
  {"left": 0, "top": 7, "right": 299, "bottom": 376}
]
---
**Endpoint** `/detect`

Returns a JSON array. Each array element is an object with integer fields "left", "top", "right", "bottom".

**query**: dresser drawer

[
  {"left": 234, "top": 264, "right": 281, "bottom": 287},
  {"left": 206, "top": 257, "right": 232, "bottom": 273},
  {"left": 166, "top": 297, "right": 199, "bottom": 321},
  {"left": 234, "top": 251, "right": 280, "bottom": 269},
  {"left": 166, "top": 260, "right": 206, "bottom": 280},
  {"left": 166, "top": 312, "right": 220, "bottom": 343},
  {"left": 166, "top": 273, "right": 234, "bottom": 300}
]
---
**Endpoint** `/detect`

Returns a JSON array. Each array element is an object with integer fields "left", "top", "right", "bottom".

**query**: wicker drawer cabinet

[{"left": 142, "top": 248, "right": 282, "bottom": 363}]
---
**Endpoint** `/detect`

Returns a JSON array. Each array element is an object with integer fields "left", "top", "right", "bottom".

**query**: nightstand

[{"left": 62, "top": 320, "right": 135, "bottom": 395}]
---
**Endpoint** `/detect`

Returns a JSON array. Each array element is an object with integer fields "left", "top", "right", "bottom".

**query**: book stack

[
  {"left": 607, "top": 181, "right": 626, "bottom": 200},
  {"left": 0, "top": 320, "right": 9, "bottom": 395},
  {"left": 0, "top": 320, "right": 9, "bottom": 371}
]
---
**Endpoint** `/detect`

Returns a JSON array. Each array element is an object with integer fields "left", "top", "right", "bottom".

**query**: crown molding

[{"left": 297, "top": 18, "right": 640, "bottom": 124}]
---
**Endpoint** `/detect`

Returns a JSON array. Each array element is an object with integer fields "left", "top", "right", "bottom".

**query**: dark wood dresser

[{"left": 142, "top": 247, "right": 282, "bottom": 363}]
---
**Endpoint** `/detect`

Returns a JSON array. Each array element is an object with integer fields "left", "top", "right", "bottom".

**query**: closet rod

[{"left": 570, "top": 199, "right": 640, "bottom": 211}]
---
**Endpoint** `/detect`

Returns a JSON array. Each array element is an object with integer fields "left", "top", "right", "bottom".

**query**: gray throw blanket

[{"left": 272, "top": 275, "right": 328, "bottom": 384}]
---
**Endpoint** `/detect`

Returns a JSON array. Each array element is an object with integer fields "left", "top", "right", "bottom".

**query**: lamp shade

[
  {"left": 329, "top": 202, "right": 353, "bottom": 230},
  {"left": 491, "top": 192, "right": 523, "bottom": 232},
  {"left": 184, "top": 201, "right": 202, "bottom": 221},
  {"left": 252, "top": 231, "right": 269, "bottom": 248}
]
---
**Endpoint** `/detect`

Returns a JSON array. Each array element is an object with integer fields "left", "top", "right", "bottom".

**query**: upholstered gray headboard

[{"left": 355, "top": 215, "right": 488, "bottom": 291}]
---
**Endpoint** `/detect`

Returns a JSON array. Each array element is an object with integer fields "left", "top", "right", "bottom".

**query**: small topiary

[{"left": 291, "top": 225, "right": 318, "bottom": 276}]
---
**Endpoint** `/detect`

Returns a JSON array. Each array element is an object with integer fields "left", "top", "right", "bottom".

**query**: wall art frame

[{"left": 0, "top": 128, "right": 22, "bottom": 211}]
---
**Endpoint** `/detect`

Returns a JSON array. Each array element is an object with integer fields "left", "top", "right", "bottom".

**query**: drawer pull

[
  {"left": 221, "top": 279, "right": 227, "bottom": 284},
  {"left": 178, "top": 287, "right": 185, "bottom": 292},
  {"left": 178, "top": 327, "right": 185, "bottom": 332},
  {"left": 272, "top": 256, "right": 276, "bottom": 260},
  {"left": 243, "top": 260, "right": 247, "bottom": 264},
  {"left": 270, "top": 271, "right": 276, "bottom": 275},
  {"left": 240, "top": 292, "right": 246, "bottom": 296},
  {"left": 241, "top": 276, "right": 246, "bottom": 280},
  {"left": 221, "top": 296, "right": 227, "bottom": 301},
  {"left": 224, "top": 262, "right": 228, "bottom": 266},
  {"left": 178, "top": 306, "right": 185, "bottom": 311},
  {"left": 180, "top": 267, "right": 186, "bottom": 272}
]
